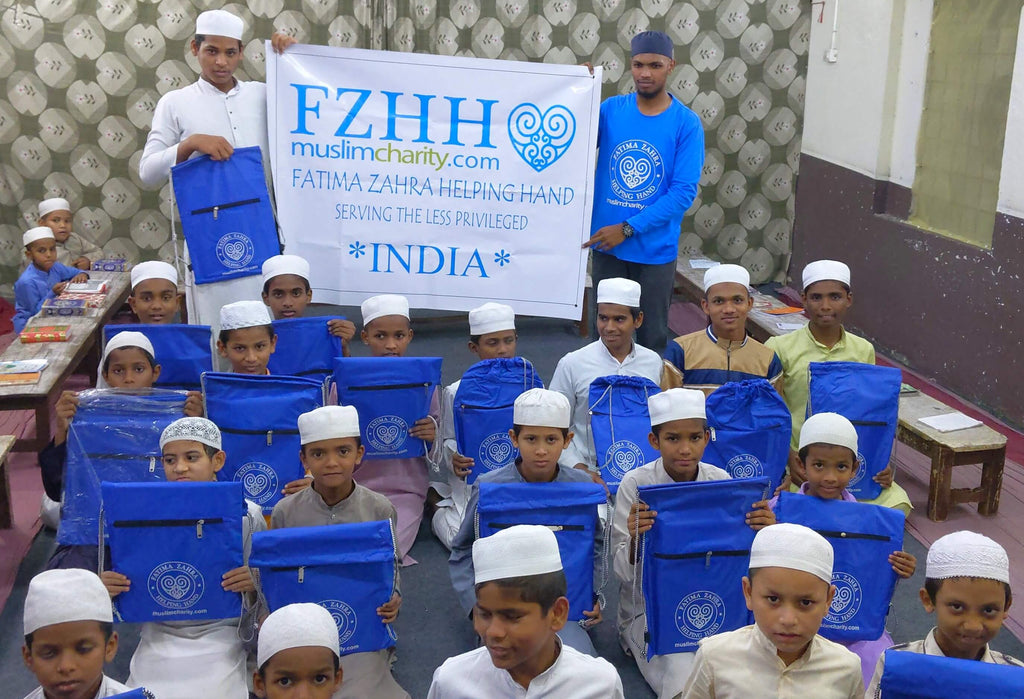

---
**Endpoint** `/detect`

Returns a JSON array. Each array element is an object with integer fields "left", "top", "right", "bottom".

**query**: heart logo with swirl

[
  {"left": 215, "top": 231, "right": 255, "bottom": 270},
  {"left": 686, "top": 603, "right": 716, "bottom": 629},
  {"left": 478, "top": 432, "right": 517, "bottom": 471},
  {"left": 675, "top": 590, "right": 727, "bottom": 641},
  {"left": 148, "top": 561, "right": 205, "bottom": 611},
  {"left": 366, "top": 415, "right": 410, "bottom": 455},
  {"left": 223, "top": 241, "right": 246, "bottom": 261},
  {"left": 507, "top": 103, "right": 576, "bottom": 172},
  {"left": 236, "top": 461, "right": 279, "bottom": 505},
  {"left": 160, "top": 575, "right": 193, "bottom": 600}
]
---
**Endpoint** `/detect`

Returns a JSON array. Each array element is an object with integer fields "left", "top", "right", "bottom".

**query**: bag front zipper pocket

[
  {"left": 191, "top": 198, "right": 261, "bottom": 221},
  {"left": 111, "top": 517, "right": 225, "bottom": 539}
]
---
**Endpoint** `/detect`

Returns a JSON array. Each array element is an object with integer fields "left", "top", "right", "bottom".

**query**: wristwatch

[{"left": 622, "top": 222, "right": 635, "bottom": 238}]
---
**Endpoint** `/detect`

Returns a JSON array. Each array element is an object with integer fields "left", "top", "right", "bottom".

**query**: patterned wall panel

[{"left": 0, "top": 0, "right": 808, "bottom": 297}]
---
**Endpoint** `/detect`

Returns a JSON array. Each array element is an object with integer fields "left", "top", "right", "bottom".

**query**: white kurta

[
  {"left": 427, "top": 642, "right": 625, "bottom": 698},
  {"left": 612, "top": 459, "right": 731, "bottom": 699},
  {"left": 137, "top": 77, "right": 272, "bottom": 330},
  {"left": 548, "top": 340, "right": 663, "bottom": 470},
  {"left": 431, "top": 379, "right": 472, "bottom": 549},
  {"left": 127, "top": 500, "right": 266, "bottom": 699},
  {"left": 23, "top": 675, "right": 133, "bottom": 699},
  {"left": 677, "top": 624, "right": 863, "bottom": 699}
]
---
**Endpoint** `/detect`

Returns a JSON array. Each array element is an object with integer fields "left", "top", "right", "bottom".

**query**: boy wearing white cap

[
  {"left": 355, "top": 294, "right": 441, "bottom": 564},
  {"left": 664, "top": 264, "right": 783, "bottom": 395},
  {"left": 613, "top": 388, "right": 775, "bottom": 697},
  {"left": 449, "top": 388, "right": 603, "bottom": 655},
  {"left": 260, "top": 254, "right": 357, "bottom": 354},
  {"left": 14, "top": 227, "right": 89, "bottom": 333},
  {"left": 765, "top": 260, "right": 910, "bottom": 514},
  {"left": 128, "top": 261, "right": 180, "bottom": 324},
  {"left": 678, "top": 523, "right": 864, "bottom": 699},
  {"left": 430, "top": 525, "right": 625, "bottom": 698},
  {"left": 550, "top": 278, "right": 663, "bottom": 476},
  {"left": 865, "top": 531, "right": 1023, "bottom": 696},
  {"left": 37, "top": 197, "right": 101, "bottom": 271},
  {"left": 217, "top": 300, "right": 278, "bottom": 375},
  {"left": 433, "top": 302, "right": 519, "bottom": 549},
  {"left": 21, "top": 569, "right": 131, "bottom": 699},
  {"left": 269, "top": 406, "right": 409, "bottom": 699},
  {"left": 254, "top": 603, "right": 343, "bottom": 699}
]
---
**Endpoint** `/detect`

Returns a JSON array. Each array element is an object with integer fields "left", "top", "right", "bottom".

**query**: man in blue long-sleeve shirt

[
  {"left": 13, "top": 227, "right": 87, "bottom": 333},
  {"left": 585, "top": 30, "right": 705, "bottom": 354}
]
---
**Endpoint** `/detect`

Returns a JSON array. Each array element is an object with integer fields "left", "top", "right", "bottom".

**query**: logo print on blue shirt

[{"left": 610, "top": 139, "right": 664, "bottom": 202}]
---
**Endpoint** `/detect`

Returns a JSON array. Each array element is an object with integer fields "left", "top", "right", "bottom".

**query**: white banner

[{"left": 267, "top": 45, "right": 601, "bottom": 320}]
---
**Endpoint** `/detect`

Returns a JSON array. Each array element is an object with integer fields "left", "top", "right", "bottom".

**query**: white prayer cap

[
  {"left": 596, "top": 277, "right": 641, "bottom": 308},
  {"left": 926, "top": 531, "right": 1009, "bottom": 584},
  {"left": 262, "top": 254, "right": 310, "bottom": 286},
  {"left": 257, "top": 603, "right": 340, "bottom": 669},
  {"left": 195, "top": 9, "right": 244, "bottom": 41},
  {"left": 799, "top": 412, "right": 858, "bottom": 456},
  {"left": 703, "top": 264, "right": 750, "bottom": 293},
  {"left": 23, "top": 226, "right": 54, "bottom": 247},
  {"left": 104, "top": 331, "right": 155, "bottom": 363},
  {"left": 474, "top": 524, "right": 563, "bottom": 584},
  {"left": 38, "top": 197, "right": 71, "bottom": 218},
  {"left": 469, "top": 302, "right": 515, "bottom": 336},
  {"left": 802, "top": 260, "right": 851, "bottom": 291},
  {"left": 24, "top": 569, "right": 113, "bottom": 635},
  {"left": 298, "top": 405, "right": 361, "bottom": 445},
  {"left": 648, "top": 388, "right": 705, "bottom": 426},
  {"left": 160, "top": 417, "right": 222, "bottom": 451},
  {"left": 361, "top": 294, "right": 409, "bottom": 326},
  {"left": 131, "top": 260, "right": 178, "bottom": 290},
  {"left": 513, "top": 388, "right": 570, "bottom": 429},
  {"left": 749, "top": 522, "right": 834, "bottom": 584},
  {"left": 220, "top": 300, "right": 273, "bottom": 331}
]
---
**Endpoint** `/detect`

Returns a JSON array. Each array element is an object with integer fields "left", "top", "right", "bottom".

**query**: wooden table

[
  {"left": 897, "top": 391, "right": 1007, "bottom": 521},
  {"left": 0, "top": 271, "right": 131, "bottom": 452},
  {"left": 0, "top": 434, "right": 14, "bottom": 528}
]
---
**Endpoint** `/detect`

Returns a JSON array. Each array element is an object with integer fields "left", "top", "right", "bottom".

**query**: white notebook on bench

[{"left": 919, "top": 412, "right": 984, "bottom": 433}]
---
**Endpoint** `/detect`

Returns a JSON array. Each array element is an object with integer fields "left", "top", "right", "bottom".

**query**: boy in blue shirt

[{"left": 14, "top": 227, "right": 88, "bottom": 332}]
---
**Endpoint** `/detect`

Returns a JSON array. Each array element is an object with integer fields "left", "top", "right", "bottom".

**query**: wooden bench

[{"left": 0, "top": 434, "right": 14, "bottom": 529}]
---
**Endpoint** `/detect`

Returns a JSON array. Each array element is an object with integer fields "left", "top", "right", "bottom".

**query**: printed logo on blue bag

[
  {"left": 322, "top": 599, "right": 359, "bottom": 646},
  {"left": 367, "top": 415, "right": 409, "bottom": 453},
  {"left": 477, "top": 431, "right": 515, "bottom": 471},
  {"left": 825, "top": 571, "right": 863, "bottom": 626},
  {"left": 675, "top": 591, "right": 727, "bottom": 641},
  {"left": 215, "top": 231, "right": 255, "bottom": 270},
  {"left": 727, "top": 453, "right": 764, "bottom": 478},
  {"left": 604, "top": 440, "right": 645, "bottom": 479},
  {"left": 235, "top": 461, "right": 279, "bottom": 505},
  {"left": 148, "top": 561, "right": 205, "bottom": 611},
  {"left": 847, "top": 452, "right": 868, "bottom": 488}
]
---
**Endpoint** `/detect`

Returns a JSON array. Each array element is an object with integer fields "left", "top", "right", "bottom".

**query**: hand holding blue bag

[
  {"left": 103, "top": 324, "right": 213, "bottom": 391},
  {"left": 268, "top": 316, "right": 345, "bottom": 383},
  {"left": 588, "top": 375, "right": 661, "bottom": 493},
  {"left": 879, "top": 648, "right": 1024, "bottom": 697},
  {"left": 102, "top": 481, "right": 245, "bottom": 623}
]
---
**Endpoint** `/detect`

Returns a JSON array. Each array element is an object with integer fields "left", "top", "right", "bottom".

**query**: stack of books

[
  {"left": 19, "top": 325, "right": 73, "bottom": 343},
  {"left": 0, "top": 358, "right": 49, "bottom": 384}
]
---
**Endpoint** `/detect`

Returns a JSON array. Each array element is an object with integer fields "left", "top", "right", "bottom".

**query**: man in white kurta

[{"left": 138, "top": 9, "right": 273, "bottom": 332}]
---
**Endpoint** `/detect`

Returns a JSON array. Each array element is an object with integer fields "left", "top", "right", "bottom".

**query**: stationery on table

[
  {"left": 689, "top": 258, "right": 720, "bottom": 269},
  {"left": 765, "top": 305, "right": 805, "bottom": 315},
  {"left": 64, "top": 279, "right": 109, "bottom": 294},
  {"left": 20, "top": 325, "right": 73, "bottom": 343},
  {"left": 0, "top": 359, "right": 48, "bottom": 385},
  {"left": 919, "top": 412, "right": 984, "bottom": 433}
]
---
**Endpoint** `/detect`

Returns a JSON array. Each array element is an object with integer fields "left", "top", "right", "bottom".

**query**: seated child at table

[
  {"left": 355, "top": 294, "right": 440, "bottom": 564},
  {"left": 613, "top": 388, "right": 775, "bottom": 698},
  {"left": 128, "top": 261, "right": 181, "bottom": 324},
  {"left": 270, "top": 405, "right": 409, "bottom": 699},
  {"left": 765, "top": 259, "right": 910, "bottom": 513},
  {"left": 261, "top": 254, "right": 356, "bottom": 355},
  {"left": 42, "top": 331, "right": 203, "bottom": 571},
  {"left": 767, "top": 412, "right": 916, "bottom": 685},
  {"left": 100, "top": 417, "right": 266, "bottom": 699},
  {"left": 865, "top": 531, "right": 1024, "bottom": 696},
  {"left": 217, "top": 300, "right": 277, "bottom": 375},
  {"left": 254, "top": 603, "right": 342, "bottom": 699},
  {"left": 21, "top": 569, "right": 132, "bottom": 699},
  {"left": 37, "top": 197, "right": 102, "bottom": 271},
  {"left": 663, "top": 264, "right": 783, "bottom": 395},
  {"left": 13, "top": 226, "right": 88, "bottom": 333},
  {"left": 449, "top": 388, "right": 602, "bottom": 656},
  {"left": 433, "top": 302, "right": 519, "bottom": 549},
  {"left": 429, "top": 524, "right": 625, "bottom": 698},
  {"left": 678, "top": 523, "right": 864, "bottom": 699}
]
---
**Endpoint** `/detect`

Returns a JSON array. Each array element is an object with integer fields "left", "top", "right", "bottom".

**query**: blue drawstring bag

[
  {"left": 109, "top": 690, "right": 155, "bottom": 699},
  {"left": 704, "top": 379, "right": 792, "bottom": 495},
  {"left": 775, "top": 492, "right": 904, "bottom": 642},
  {"left": 588, "top": 376, "right": 661, "bottom": 494},
  {"left": 638, "top": 477, "right": 770, "bottom": 657},
  {"left": 171, "top": 146, "right": 278, "bottom": 284},
  {"left": 268, "top": 316, "right": 345, "bottom": 383},
  {"left": 333, "top": 357, "right": 442, "bottom": 460},
  {"left": 807, "top": 361, "right": 902, "bottom": 500},
  {"left": 202, "top": 372, "right": 325, "bottom": 514},
  {"left": 102, "top": 481, "right": 245, "bottom": 623},
  {"left": 103, "top": 324, "right": 213, "bottom": 391},
  {"left": 60, "top": 389, "right": 187, "bottom": 546},
  {"left": 879, "top": 648, "right": 1024, "bottom": 697},
  {"left": 249, "top": 521, "right": 398, "bottom": 655},
  {"left": 476, "top": 481, "right": 607, "bottom": 621},
  {"left": 454, "top": 358, "right": 543, "bottom": 484}
]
